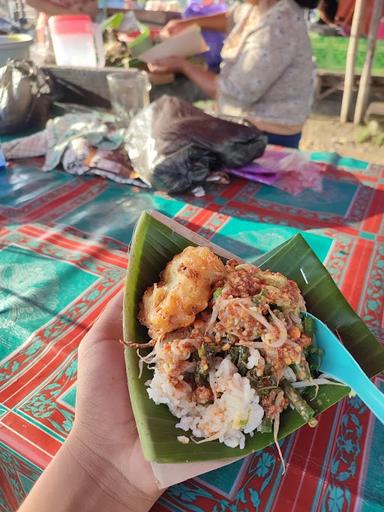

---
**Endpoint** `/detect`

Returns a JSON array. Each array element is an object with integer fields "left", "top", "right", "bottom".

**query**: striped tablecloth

[{"left": 0, "top": 152, "right": 383, "bottom": 512}]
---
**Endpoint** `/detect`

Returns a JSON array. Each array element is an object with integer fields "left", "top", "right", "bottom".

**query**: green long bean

[
  {"left": 281, "top": 379, "right": 317, "bottom": 427},
  {"left": 291, "top": 357, "right": 311, "bottom": 381},
  {"left": 303, "top": 316, "right": 314, "bottom": 336}
]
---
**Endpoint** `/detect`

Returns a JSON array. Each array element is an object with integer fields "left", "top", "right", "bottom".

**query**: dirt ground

[{"left": 300, "top": 94, "right": 384, "bottom": 165}]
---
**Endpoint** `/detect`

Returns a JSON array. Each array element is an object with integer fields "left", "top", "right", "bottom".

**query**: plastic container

[
  {"left": 107, "top": 70, "right": 151, "bottom": 126},
  {"left": 133, "top": 9, "right": 181, "bottom": 26},
  {"left": 48, "top": 15, "right": 105, "bottom": 67},
  {"left": 0, "top": 34, "right": 33, "bottom": 67}
]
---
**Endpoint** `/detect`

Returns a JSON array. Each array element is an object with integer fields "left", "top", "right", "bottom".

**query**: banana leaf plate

[{"left": 123, "top": 211, "right": 384, "bottom": 463}]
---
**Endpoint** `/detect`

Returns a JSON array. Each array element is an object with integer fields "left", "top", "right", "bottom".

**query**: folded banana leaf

[{"left": 124, "top": 211, "right": 384, "bottom": 463}]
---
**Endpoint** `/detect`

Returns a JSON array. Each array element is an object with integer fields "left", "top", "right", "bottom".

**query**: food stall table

[{"left": 0, "top": 150, "right": 383, "bottom": 511}]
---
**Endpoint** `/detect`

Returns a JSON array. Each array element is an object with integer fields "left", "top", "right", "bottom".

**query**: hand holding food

[
  {"left": 160, "top": 19, "right": 191, "bottom": 38},
  {"left": 19, "top": 291, "right": 162, "bottom": 512},
  {"left": 148, "top": 56, "right": 187, "bottom": 74}
]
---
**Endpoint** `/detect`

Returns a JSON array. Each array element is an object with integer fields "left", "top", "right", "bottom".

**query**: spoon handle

[{"left": 344, "top": 370, "right": 384, "bottom": 425}]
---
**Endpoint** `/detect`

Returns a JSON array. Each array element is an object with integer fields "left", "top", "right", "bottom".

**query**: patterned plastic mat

[{"left": 0, "top": 152, "right": 383, "bottom": 511}]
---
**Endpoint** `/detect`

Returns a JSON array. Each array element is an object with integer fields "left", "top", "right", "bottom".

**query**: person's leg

[{"left": 263, "top": 131, "right": 302, "bottom": 149}]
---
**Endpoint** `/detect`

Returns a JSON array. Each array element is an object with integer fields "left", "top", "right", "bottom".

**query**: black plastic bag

[
  {"left": 126, "top": 95, "right": 266, "bottom": 193},
  {"left": 0, "top": 59, "right": 54, "bottom": 135}
]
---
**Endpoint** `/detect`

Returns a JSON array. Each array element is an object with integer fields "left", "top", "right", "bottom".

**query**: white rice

[
  {"left": 246, "top": 347, "right": 261, "bottom": 370},
  {"left": 282, "top": 366, "right": 297, "bottom": 383},
  {"left": 147, "top": 356, "right": 264, "bottom": 449}
]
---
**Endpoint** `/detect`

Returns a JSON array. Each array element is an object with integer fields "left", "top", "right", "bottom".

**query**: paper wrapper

[
  {"left": 151, "top": 456, "right": 245, "bottom": 489},
  {"left": 139, "top": 25, "right": 209, "bottom": 63}
]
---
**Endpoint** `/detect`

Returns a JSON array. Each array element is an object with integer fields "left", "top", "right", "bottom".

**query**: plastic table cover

[{"left": 0, "top": 151, "right": 383, "bottom": 512}]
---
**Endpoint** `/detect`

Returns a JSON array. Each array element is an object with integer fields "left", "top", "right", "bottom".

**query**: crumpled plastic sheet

[
  {"left": 227, "top": 149, "right": 325, "bottom": 195},
  {"left": 126, "top": 95, "right": 267, "bottom": 193}
]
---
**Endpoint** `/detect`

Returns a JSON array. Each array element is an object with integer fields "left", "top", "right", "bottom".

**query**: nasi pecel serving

[{"left": 126, "top": 245, "right": 323, "bottom": 467}]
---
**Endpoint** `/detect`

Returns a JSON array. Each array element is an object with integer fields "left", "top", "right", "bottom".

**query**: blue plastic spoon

[{"left": 305, "top": 312, "right": 384, "bottom": 425}]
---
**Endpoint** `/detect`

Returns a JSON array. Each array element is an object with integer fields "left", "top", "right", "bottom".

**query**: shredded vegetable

[
  {"left": 291, "top": 376, "right": 346, "bottom": 389},
  {"left": 273, "top": 391, "right": 286, "bottom": 474},
  {"left": 281, "top": 379, "right": 316, "bottom": 425}
]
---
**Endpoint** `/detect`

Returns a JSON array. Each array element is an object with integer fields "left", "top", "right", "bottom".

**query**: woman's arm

[
  {"left": 148, "top": 57, "right": 218, "bottom": 99},
  {"left": 181, "top": 60, "right": 219, "bottom": 98},
  {"left": 18, "top": 436, "right": 154, "bottom": 512},
  {"left": 162, "top": 12, "right": 228, "bottom": 36},
  {"left": 18, "top": 291, "right": 162, "bottom": 512}
]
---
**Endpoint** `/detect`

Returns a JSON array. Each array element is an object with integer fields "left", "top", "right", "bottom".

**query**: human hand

[
  {"left": 68, "top": 289, "right": 162, "bottom": 512},
  {"left": 148, "top": 56, "right": 187, "bottom": 74},
  {"left": 160, "top": 18, "right": 191, "bottom": 38}
]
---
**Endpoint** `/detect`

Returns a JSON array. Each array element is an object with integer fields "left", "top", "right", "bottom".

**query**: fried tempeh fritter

[{"left": 139, "top": 246, "right": 225, "bottom": 339}]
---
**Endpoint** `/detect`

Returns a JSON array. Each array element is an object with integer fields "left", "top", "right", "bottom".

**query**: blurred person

[
  {"left": 318, "top": 0, "right": 339, "bottom": 25},
  {"left": 150, "top": 0, "right": 320, "bottom": 149}
]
